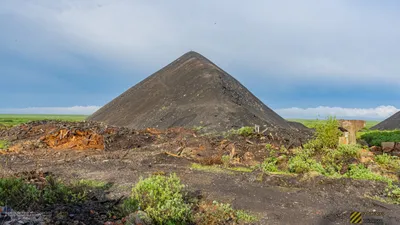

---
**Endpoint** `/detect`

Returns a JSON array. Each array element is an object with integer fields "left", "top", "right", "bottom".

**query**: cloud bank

[
  {"left": 277, "top": 105, "right": 399, "bottom": 120},
  {"left": 0, "top": 105, "right": 398, "bottom": 120},
  {"left": 0, "top": 106, "right": 100, "bottom": 115}
]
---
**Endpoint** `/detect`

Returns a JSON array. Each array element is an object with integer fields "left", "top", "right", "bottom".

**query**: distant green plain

[
  {"left": 0, "top": 114, "right": 380, "bottom": 129},
  {"left": 0, "top": 114, "right": 87, "bottom": 127},
  {"left": 287, "top": 119, "right": 380, "bottom": 129}
]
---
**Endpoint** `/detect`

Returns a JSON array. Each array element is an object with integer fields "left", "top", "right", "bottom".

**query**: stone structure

[{"left": 338, "top": 120, "right": 366, "bottom": 145}]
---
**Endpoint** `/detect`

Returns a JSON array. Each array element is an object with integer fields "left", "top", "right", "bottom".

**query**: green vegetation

[
  {"left": 375, "top": 154, "right": 400, "bottom": 170},
  {"left": 236, "top": 126, "right": 254, "bottom": 137},
  {"left": 194, "top": 201, "right": 257, "bottom": 225},
  {"left": 344, "top": 164, "right": 391, "bottom": 182},
  {"left": 191, "top": 163, "right": 232, "bottom": 174},
  {"left": 0, "top": 176, "right": 96, "bottom": 211},
  {"left": 221, "top": 155, "right": 230, "bottom": 168},
  {"left": 0, "top": 140, "right": 9, "bottom": 149},
  {"left": 128, "top": 174, "right": 192, "bottom": 224},
  {"left": 0, "top": 114, "right": 86, "bottom": 127},
  {"left": 287, "top": 119, "right": 379, "bottom": 129},
  {"left": 122, "top": 174, "right": 257, "bottom": 224},
  {"left": 360, "top": 130, "right": 400, "bottom": 146}
]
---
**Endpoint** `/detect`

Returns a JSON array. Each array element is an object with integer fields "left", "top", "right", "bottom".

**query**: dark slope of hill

[
  {"left": 371, "top": 111, "right": 400, "bottom": 130},
  {"left": 88, "top": 51, "right": 291, "bottom": 131}
]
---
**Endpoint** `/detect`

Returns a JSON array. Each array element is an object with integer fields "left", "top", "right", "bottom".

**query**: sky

[{"left": 1, "top": 0, "right": 400, "bottom": 120}]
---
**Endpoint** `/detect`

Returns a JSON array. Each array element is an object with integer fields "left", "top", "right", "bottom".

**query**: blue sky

[{"left": 1, "top": 0, "right": 400, "bottom": 119}]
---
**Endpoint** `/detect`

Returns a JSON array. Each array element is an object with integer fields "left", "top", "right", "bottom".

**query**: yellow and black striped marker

[{"left": 350, "top": 211, "right": 362, "bottom": 224}]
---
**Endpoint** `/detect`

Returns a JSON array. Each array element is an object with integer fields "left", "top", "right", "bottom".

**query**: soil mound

[
  {"left": 88, "top": 51, "right": 291, "bottom": 131},
  {"left": 371, "top": 111, "right": 400, "bottom": 130}
]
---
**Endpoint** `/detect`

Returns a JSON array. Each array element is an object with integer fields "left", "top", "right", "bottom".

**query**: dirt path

[{"left": 1, "top": 147, "right": 400, "bottom": 225}]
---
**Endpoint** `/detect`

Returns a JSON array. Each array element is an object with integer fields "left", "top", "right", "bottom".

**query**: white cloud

[
  {"left": 0, "top": 106, "right": 100, "bottom": 115},
  {"left": 277, "top": 105, "right": 399, "bottom": 120}
]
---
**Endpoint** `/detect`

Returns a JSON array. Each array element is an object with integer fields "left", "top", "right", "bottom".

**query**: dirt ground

[
  {"left": 1, "top": 121, "right": 400, "bottom": 224},
  {"left": 1, "top": 147, "right": 400, "bottom": 225}
]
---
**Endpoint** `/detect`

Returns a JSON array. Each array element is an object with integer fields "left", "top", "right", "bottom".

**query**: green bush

[
  {"left": 0, "top": 176, "right": 88, "bottom": 210},
  {"left": 345, "top": 164, "right": 391, "bottom": 182},
  {"left": 236, "top": 127, "right": 254, "bottom": 137},
  {"left": 375, "top": 154, "right": 400, "bottom": 170},
  {"left": 360, "top": 130, "right": 400, "bottom": 146},
  {"left": 194, "top": 201, "right": 257, "bottom": 225},
  {"left": 129, "top": 174, "right": 191, "bottom": 224},
  {"left": 43, "top": 176, "right": 87, "bottom": 205},
  {"left": 288, "top": 155, "right": 325, "bottom": 174},
  {"left": 0, "top": 140, "right": 9, "bottom": 149},
  {"left": 261, "top": 157, "right": 279, "bottom": 173},
  {"left": 311, "top": 117, "right": 341, "bottom": 150},
  {"left": 0, "top": 178, "right": 39, "bottom": 210}
]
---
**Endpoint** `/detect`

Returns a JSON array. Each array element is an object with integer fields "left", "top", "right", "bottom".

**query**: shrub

[
  {"left": 194, "top": 201, "right": 257, "bottom": 225},
  {"left": 375, "top": 154, "right": 400, "bottom": 170},
  {"left": 345, "top": 164, "right": 391, "bottom": 182},
  {"left": 0, "top": 176, "right": 88, "bottom": 210},
  {"left": 43, "top": 176, "right": 87, "bottom": 205},
  {"left": 360, "top": 130, "right": 400, "bottom": 146},
  {"left": 288, "top": 156, "right": 325, "bottom": 174},
  {"left": 385, "top": 182, "right": 400, "bottom": 204},
  {"left": 221, "top": 155, "right": 230, "bottom": 168},
  {"left": 129, "top": 174, "right": 191, "bottom": 224},
  {"left": 0, "top": 140, "right": 9, "bottom": 149},
  {"left": 0, "top": 178, "right": 39, "bottom": 210},
  {"left": 261, "top": 157, "right": 279, "bottom": 173},
  {"left": 312, "top": 117, "right": 341, "bottom": 150},
  {"left": 236, "top": 127, "right": 254, "bottom": 137}
]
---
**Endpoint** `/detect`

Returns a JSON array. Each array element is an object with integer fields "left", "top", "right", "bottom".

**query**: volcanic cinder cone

[
  {"left": 88, "top": 51, "right": 291, "bottom": 131},
  {"left": 371, "top": 111, "right": 400, "bottom": 130}
]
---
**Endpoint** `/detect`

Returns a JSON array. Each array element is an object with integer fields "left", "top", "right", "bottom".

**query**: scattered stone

[
  {"left": 358, "top": 149, "right": 375, "bottom": 164},
  {"left": 125, "top": 211, "right": 153, "bottom": 225},
  {"left": 382, "top": 142, "right": 395, "bottom": 152}
]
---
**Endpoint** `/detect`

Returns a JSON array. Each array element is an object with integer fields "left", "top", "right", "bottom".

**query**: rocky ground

[{"left": 0, "top": 121, "right": 399, "bottom": 224}]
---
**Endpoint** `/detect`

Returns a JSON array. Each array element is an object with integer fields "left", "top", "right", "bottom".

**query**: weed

[
  {"left": 128, "top": 174, "right": 192, "bottom": 224},
  {"left": 221, "top": 155, "right": 230, "bottom": 168},
  {"left": 375, "top": 154, "right": 400, "bottom": 170},
  {"left": 0, "top": 140, "right": 9, "bottom": 149},
  {"left": 345, "top": 164, "right": 392, "bottom": 182},
  {"left": 265, "top": 143, "right": 273, "bottom": 151},
  {"left": 191, "top": 163, "right": 232, "bottom": 174},
  {"left": 0, "top": 178, "right": 39, "bottom": 210},
  {"left": 194, "top": 200, "right": 257, "bottom": 225},
  {"left": 75, "top": 179, "right": 112, "bottom": 190},
  {"left": 360, "top": 130, "right": 400, "bottom": 146},
  {"left": 261, "top": 157, "right": 279, "bottom": 173},
  {"left": 236, "top": 126, "right": 254, "bottom": 137}
]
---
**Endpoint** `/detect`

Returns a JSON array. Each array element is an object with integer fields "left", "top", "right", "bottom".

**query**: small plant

[
  {"left": 0, "top": 178, "right": 39, "bottom": 210},
  {"left": 128, "top": 174, "right": 191, "bottom": 224},
  {"left": 0, "top": 140, "right": 9, "bottom": 149},
  {"left": 385, "top": 182, "right": 400, "bottom": 204},
  {"left": 194, "top": 200, "right": 257, "bottom": 225},
  {"left": 261, "top": 157, "right": 279, "bottom": 173},
  {"left": 304, "top": 117, "right": 341, "bottom": 151},
  {"left": 236, "top": 127, "right": 254, "bottom": 137},
  {"left": 375, "top": 154, "right": 400, "bottom": 170},
  {"left": 345, "top": 164, "right": 391, "bottom": 182},
  {"left": 265, "top": 144, "right": 273, "bottom": 151},
  {"left": 43, "top": 176, "right": 87, "bottom": 205},
  {"left": 221, "top": 155, "right": 231, "bottom": 168},
  {"left": 360, "top": 130, "right": 400, "bottom": 147}
]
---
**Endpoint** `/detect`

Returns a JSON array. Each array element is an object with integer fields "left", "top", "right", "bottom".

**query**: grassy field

[
  {"left": 287, "top": 119, "right": 380, "bottom": 129},
  {"left": 0, "top": 114, "right": 87, "bottom": 127},
  {"left": 0, "top": 115, "right": 381, "bottom": 130}
]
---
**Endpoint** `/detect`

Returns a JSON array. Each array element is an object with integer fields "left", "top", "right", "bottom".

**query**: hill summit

[
  {"left": 88, "top": 51, "right": 292, "bottom": 131},
  {"left": 371, "top": 111, "right": 400, "bottom": 130}
]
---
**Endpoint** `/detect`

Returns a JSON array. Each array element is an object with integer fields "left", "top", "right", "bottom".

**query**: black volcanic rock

[{"left": 88, "top": 51, "right": 292, "bottom": 131}]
